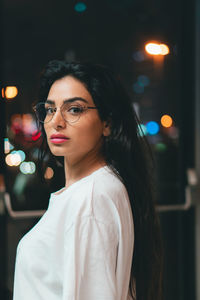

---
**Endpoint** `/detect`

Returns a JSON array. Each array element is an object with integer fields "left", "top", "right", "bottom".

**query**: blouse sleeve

[{"left": 62, "top": 215, "right": 119, "bottom": 300}]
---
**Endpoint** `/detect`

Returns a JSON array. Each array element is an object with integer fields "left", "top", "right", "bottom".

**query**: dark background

[
  {"left": 3, "top": 0, "right": 192, "bottom": 206},
  {"left": 0, "top": 0, "right": 197, "bottom": 299}
]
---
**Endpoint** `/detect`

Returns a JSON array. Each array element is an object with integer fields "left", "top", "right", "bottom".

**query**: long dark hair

[{"left": 36, "top": 60, "right": 163, "bottom": 300}]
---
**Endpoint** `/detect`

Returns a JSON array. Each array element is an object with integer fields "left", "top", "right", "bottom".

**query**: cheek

[{"left": 76, "top": 117, "right": 104, "bottom": 144}]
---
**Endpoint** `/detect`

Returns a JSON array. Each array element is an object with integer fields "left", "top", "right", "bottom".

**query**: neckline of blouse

[{"left": 51, "top": 165, "right": 110, "bottom": 197}]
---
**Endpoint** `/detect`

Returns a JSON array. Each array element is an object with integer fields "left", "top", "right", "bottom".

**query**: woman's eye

[
  {"left": 68, "top": 106, "right": 84, "bottom": 114},
  {"left": 45, "top": 107, "right": 54, "bottom": 114}
]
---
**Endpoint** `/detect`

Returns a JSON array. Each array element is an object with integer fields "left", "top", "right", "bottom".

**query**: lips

[{"left": 50, "top": 134, "right": 70, "bottom": 144}]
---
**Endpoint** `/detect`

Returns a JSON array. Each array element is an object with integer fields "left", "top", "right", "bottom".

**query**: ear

[{"left": 102, "top": 119, "right": 111, "bottom": 137}]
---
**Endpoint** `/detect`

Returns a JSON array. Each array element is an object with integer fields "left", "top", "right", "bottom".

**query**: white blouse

[{"left": 13, "top": 165, "right": 134, "bottom": 300}]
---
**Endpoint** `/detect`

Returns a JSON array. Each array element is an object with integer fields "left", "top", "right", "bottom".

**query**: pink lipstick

[{"left": 50, "top": 134, "right": 69, "bottom": 144}]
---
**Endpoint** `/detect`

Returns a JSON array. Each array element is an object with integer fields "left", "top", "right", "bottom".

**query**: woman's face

[{"left": 44, "top": 75, "right": 110, "bottom": 164}]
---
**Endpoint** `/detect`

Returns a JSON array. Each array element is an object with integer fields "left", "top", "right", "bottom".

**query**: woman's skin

[{"left": 44, "top": 76, "right": 111, "bottom": 188}]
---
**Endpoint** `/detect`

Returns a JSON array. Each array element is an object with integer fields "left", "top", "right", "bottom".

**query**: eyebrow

[{"left": 46, "top": 97, "right": 89, "bottom": 105}]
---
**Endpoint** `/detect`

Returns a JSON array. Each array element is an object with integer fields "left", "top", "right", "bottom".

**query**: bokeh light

[
  {"left": 155, "top": 143, "right": 167, "bottom": 152},
  {"left": 137, "top": 75, "right": 150, "bottom": 87},
  {"left": 10, "top": 113, "right": 38, "bottom": 138},
  {"left": 5, "top": 151, "right": 21, "bottom": 166},
  {"left": 20, "top": 162, "right": 36, "bottom": 174},
  {"left": 2, "top": 86, "right": 18, "bottom": 99},
  {"left": 17, "top": 150, "right": 26, "bottom": 162},
  {"left": 5, "top": 154, "right": 14, "bottom": 167},
  {"left": 133, "top": 82, "right": 144, "bottom": 94},
  {"left": 31, "top": 130, "right": 42, "bottom": 141},
  {"left": 44, "top": 167, "right": 54, "bottom": 179},
  {"left": 22, "top": 114, "right": 36, "bottom": 135},
  {"left": 74, "top": 2, "right": 87, "bottom": 12},
  {"left": 160, "top": 44, "right": 170, "bottom": 55},
  {"left": 145, "top": 43, "right": 161, "bottom": 55},
  {"left": 146, "top": 121, "right": 160, "bottom": 135},
  {"left": 161, "top": 114, "right": 173, "bottom": 128},
  {"left": 4, "top": 138, "right": 14, "bottom": 154},
  {"left": 145, "top": 42, "right": 170, "bottom": 56}
]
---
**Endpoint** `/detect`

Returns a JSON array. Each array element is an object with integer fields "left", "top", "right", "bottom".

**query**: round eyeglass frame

[{"left": 33, "top": 102, "right": 98, "bottom": 124}]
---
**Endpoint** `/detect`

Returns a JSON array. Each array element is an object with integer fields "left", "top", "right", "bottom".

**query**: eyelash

[
  {"left": 45, "top": 105, "right": 85, "bottom": 114},
  {"left": 68, "top": 106, "right": 84, "bottom": 114}
]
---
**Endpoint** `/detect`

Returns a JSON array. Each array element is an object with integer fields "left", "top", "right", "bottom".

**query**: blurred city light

[
  {"left": 145, "top": 43, "right": 161, "bottom": 55},
  {"left": 22, "top": 114, "right": 37, "bottom": 135},
  {"left": 20, "top": 162, "right": 36, "bottom": 174},
  {"left": 2, "top": 86, "right": 18, "bottom": 99},
  {"left": 4, "top": 138, "right": 14, "bottom": 154},
  {"left": 133, "top": 82, "right": 144, "bottom": 94},
  {"left": 145, "top": 42, "right": 170, "bottom": 56},
  {"left": 5, "top": 151, "right": 21, "bottom": 166},
  {"left": 161, "top": 114, "right": 173, "bottom": 128},
  {"left": 5, "top": 154, "right": 14, "bottom": 166},
  {"left": 160, "top": 44, "right": 170, "bottom": 55},
  {"left": 133, "top": 75, "right": 150, "bottom": 95},
  {"left": 146, "top": 121, "right": 160, "bottom": 135},
  {"left": 10, "top": 113, "right": 38, "bottom": 140},
  {"left": 17, "top": 150, "right": 26, "bottom": 162},
  {"left": 155, "top": 143, "right": 167, "bottom": 152},
  {"left": 44, "top": 167, "right": 54, "bottom": 179},
  {"left": 31, "top": 130, "right": 41, "bottom": 141},
  {"left": 137, "top": 75, "right": 150, "bottom": 87},
  {"left": 74, "top": 2, "right": 87, "bottom": 12}
]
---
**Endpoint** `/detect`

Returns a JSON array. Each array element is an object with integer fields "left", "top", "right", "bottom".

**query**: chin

[
  {"left": 51, "top": 150, "right": 66, "bottom": 157},
  {"left": 48, "top": 147, "right": 66, "bottom": 157},
  {"left": 47, "top": 142, "right": 65, "bottom": 154}
]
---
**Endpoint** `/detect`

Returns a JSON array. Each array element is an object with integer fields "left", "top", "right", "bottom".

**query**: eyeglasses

[
  {"left": 33, "top": 102, "right": 98, "bottom": 124},
  {"left": 33, "top": 102, "right": 97, "bottom": 123}
]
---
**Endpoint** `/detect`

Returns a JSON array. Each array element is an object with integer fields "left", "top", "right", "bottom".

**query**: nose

[{"left": 51, "top": 108, "right": 66, "bottom": 128}]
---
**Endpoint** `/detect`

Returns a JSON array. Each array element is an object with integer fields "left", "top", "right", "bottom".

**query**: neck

[{"left": 64, "top": 152, "right": 106, "bottom": 188}]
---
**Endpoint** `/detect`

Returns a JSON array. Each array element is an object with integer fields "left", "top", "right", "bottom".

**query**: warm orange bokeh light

[
  {"left": 44, "top": 167, "right": 54, "bottom": 179},
  {"left": 145, "top": 43, "right": 161, "bottom": 55},
  {"left": 160, "top": 44, "right": 170, "bottom": 55},
  {"left": 3, "top": 86, "right": 18, "bottom": 99},
  {"left": 161, "top": 114, "right": 173, "bottom": 128},
  {"left": 145, "top": 42, "right": 170, "bottom": 56},
  {"left": 1, "top": 88, "right": 5, "bottom": 98}
]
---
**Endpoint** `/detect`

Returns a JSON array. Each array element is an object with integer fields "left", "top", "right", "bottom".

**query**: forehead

[{"left": 47, "top": 75, "right": 94, "bottom": 105}]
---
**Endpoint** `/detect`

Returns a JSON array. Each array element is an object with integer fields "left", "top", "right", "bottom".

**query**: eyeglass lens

[{"left": 36, "top": 102, "right": 84, "bottom": 123}]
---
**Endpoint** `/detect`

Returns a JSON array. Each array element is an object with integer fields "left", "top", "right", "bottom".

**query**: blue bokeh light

[
  {"left": 146, "top": 121, "right": 160, "bottom": 135},
  {"left": 137, "top": 75, "right": 150, "bottom": 87},
  {"left": 133, "top": 82, "right": 144, "bottom": 94},
  {"left": 18, "top": 150, "right": 26, "bottom": 162},
  {"left": 74, "top": 2, "right": 87, "bottom": 12}
]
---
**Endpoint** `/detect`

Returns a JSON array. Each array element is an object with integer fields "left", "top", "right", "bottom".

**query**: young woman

[{"left": 13, "top": 60, "right": 163, "bottom": 300}]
